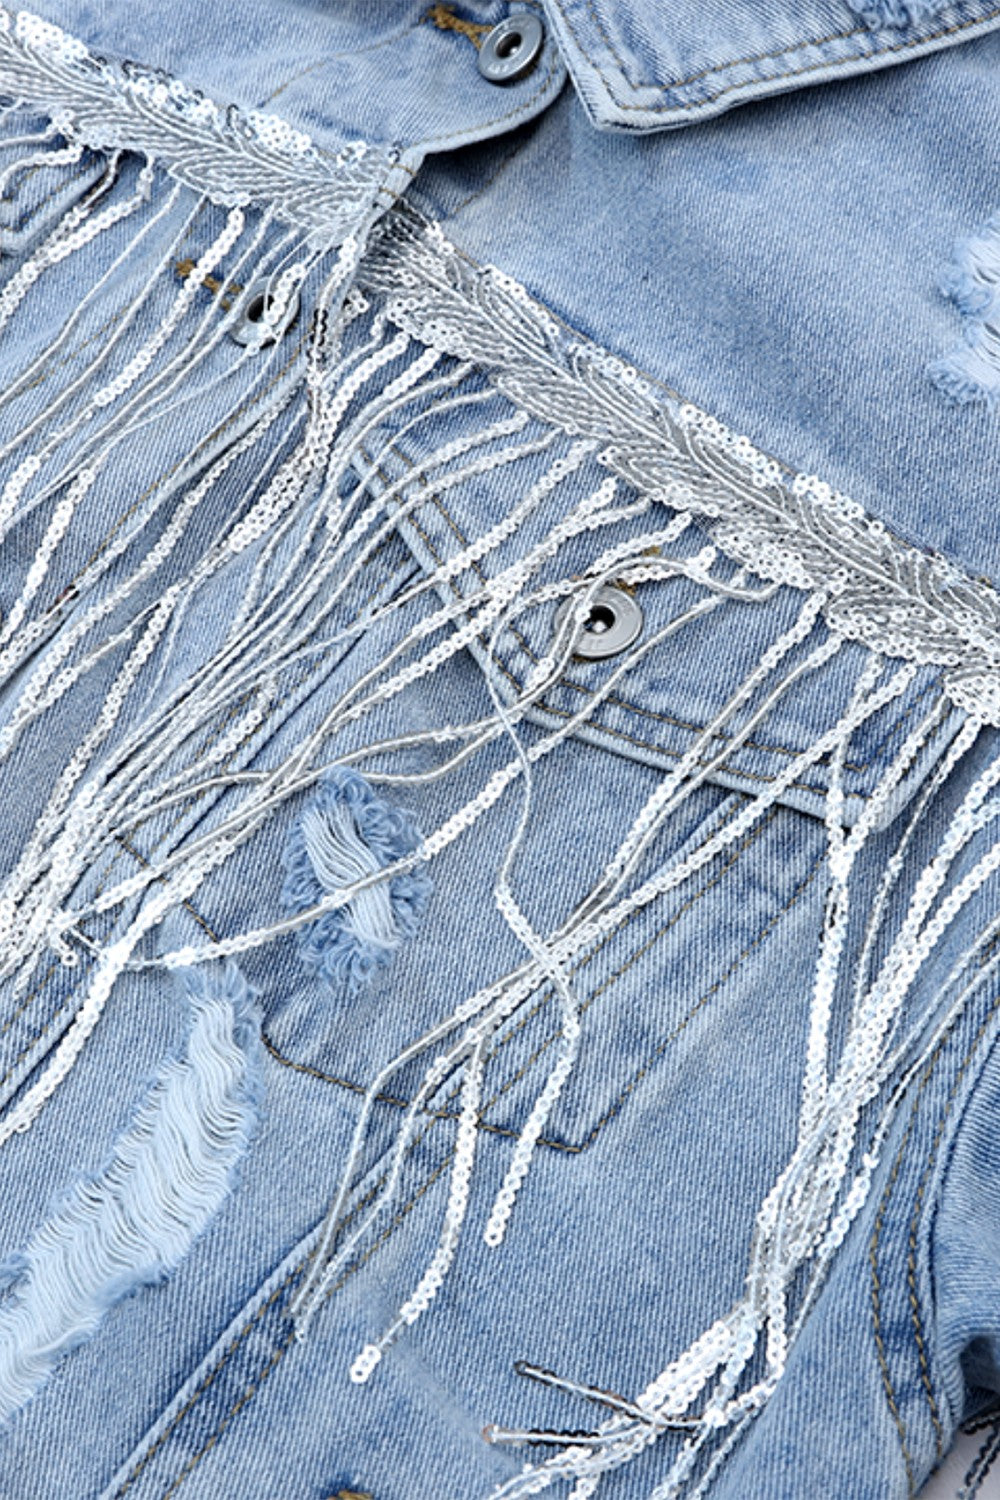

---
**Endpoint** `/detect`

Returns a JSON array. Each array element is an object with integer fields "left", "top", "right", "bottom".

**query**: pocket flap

[{"left": 360, "top": 405, "right": 969, "bottom": 832}]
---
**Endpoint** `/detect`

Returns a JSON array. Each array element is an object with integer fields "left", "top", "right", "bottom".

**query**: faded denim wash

[{"left": 0, "top": 4, "right": 999, "bottom": 1499}]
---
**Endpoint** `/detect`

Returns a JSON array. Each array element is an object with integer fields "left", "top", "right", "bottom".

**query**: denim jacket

[{"left": 1, "top": 4, "right": 1000, "bottom": 1498}]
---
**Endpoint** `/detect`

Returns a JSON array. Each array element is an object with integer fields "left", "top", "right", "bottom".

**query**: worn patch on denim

[
  {"left": 282, "top": 767, "right": 432, "bottom": 995},
  {"left": 930, "top": 212, "right": 1000, "bottom": 407},
  {"left": 0, "top": 962, "right": 262, "bottom": 1426}
]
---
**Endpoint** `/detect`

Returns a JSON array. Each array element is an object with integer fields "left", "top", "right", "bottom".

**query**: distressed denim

[{"left": 1, "top": 4, "right": 1000, "bottom": 1499}]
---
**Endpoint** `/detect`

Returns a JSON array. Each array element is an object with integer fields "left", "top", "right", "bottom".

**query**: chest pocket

[{"left": 216, "top": 363, "right": 968, "bottom": 1161}]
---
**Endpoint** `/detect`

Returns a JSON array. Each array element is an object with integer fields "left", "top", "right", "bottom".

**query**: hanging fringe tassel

[
  {"left": 483, "top": 718, "right": 1000, "bottom": 1500},
  {"left": 0, "top": 51, "right": 998, "bottom": 1500}
]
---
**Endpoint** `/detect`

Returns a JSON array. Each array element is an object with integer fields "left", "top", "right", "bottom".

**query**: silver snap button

[
  {"left": 230, "top": 277, "right": 301, "bottom": 348},
  {"left": 478, "top": 13, "right": 545, "bottom": 84},
  {"left": 554, "top": 585, "right": 644, "bottom": 661}
]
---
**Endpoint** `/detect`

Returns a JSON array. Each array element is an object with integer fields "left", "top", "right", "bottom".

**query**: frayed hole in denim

[{"left": 282, "top": 766, "right": 432, "bottom": 996}]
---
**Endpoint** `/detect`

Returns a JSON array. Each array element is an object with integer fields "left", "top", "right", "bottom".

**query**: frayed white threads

[{"left": 0, "top": 961, "right": 261, "bottom": 1423}]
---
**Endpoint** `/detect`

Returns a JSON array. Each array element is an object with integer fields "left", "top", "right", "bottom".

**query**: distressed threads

[
  {"left": 846, "top": 0, "right": 953, "bottom": 24},
  {"left": 282, "top": 766, "right": 432, "bottom": 994},
  {"left": 0, "top": 962, "right": 261, "bottom": 1425},
  {"left": 930, "top": 211, "right": 1000, "bottom": 406},
  {"left": 0, "top": 26, "right": 1000, "bottom": 1497}
]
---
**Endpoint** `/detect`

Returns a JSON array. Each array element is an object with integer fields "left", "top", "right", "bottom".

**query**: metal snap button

[
  {"left": 553, "top": 585, "right": 644, "bottom": 661},
  {"left": 478, "top": 13, "right": 545, "bottom": 84},
  {"left": 230, "top": 277, "right": 301, "bottom": 348}
]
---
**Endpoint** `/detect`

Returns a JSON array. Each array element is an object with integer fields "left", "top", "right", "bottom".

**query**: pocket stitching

[
  {"left": 870, "top": 980, "right": 1000, "bottom": 1495},
  {"left": 260, "top": 797, "right": 814, "bottom": 1154},
  {"left": 382, "top": 441, "right": 939, "bottom": 795},
  {"left": 110, "top": 824, "right": 824, "bottom": 1497}
]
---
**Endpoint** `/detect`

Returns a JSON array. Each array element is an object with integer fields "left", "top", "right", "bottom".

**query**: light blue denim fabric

[{"left": 0, "top": 4, "right": 1000, "bottom": 1500}]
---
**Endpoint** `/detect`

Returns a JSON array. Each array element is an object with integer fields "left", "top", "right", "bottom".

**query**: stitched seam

[
  {"left": 0, "top": 964, "right": 69, "bottom": 1090},
  {"left": 362, "top": 219, "right": 1000, "bottom": 688},
  {"left": 871, "top": 1088, "right": 925, "bottom": 1499},
  {"left": 114, "top": 1266, "right": 306, "bottom": 1497},
  {"left": 114, "top": 836, "right": 222, "bottom": 942},
  {"left": 870, "top": 985, "right": 1000, "bottom": 1492},
  {"left": 155, "top": 1149, "right": 455, "bottom": 1500},
  {"left": 18, "top": 302, "right": 132, "bottom": 394},
  {"left": 906, "top": 989, "right": 1000, "bottom": 1457},
  {"left": 426, "top": 237, "right": 967, "bottom": 592},
  {"left": 154, "top": 792, "right": 768, "bottom": 1150},
  {"left": 0, "top": 959, "right": 58, "bottom": 1043},
  {"left": 364, "top": 212, "right": 1000, "bottom": 710},
  {"left": 10, "top": 522, "right": 407, "bottom": 1074},
  {"left": 157, "top": 1335, "right": 298, "bottom": 1500},
  {"left": 116, "top": 1140, "right": 405, "bottom": 1496},
  {"left": 570, "top": 834, "right": 825, "bottom": 1147},
  {"left": 111, "top": 526, "right": 399, "bottom": 887},
  {"left": 422, "top": 453, "right": 938, "bottom": 777},
  {"left": 258, "top": 1029, "right": 570, "bottom": 1149},
  {"left": 908, "top": 1163, "right": 949, "bottom": 1458},
  {"left": 554, "top": 671, "right": 937, "bottom": 773},
  {"left": 0, "top": 428, "right": 351, "bottom": 1065},
  {"left": 372, "top": 437, "right": 934, "bottom": 789},
  {"left": 443, "top": 129, "right": 540, "bottom": 219},
  {"left": 411, "top": 27, "right": 561, "bottom": 150},
  {"left": 0, "top": 207, "right": 223, "bottom": 608},
  {"left": 477, "top": 804, "right": 781, "bottom": 1140},
  {"left": 575, "top": 0, "right": 870, "bottom": 89},
  {"left": 69, "top": 325, "right": 307, "bottom": 583},
  {"left": 0, "top": 156, "right": 53, "bottom": 226},
  {"left": 0, "top": 153, "right": 44, "bottom": 210},
  {"left": 0, "top": 814, "right": 162, "bottom": 1086},
  {"left": 550, "top": 0, "right": 1000, "bottom": 113},
  {"left": 258, "top": 16, "right": 429, "bottom": 104},
  {"left": 115, "top": 1133, "right": 450, "bottom": 1497},
  {"left": 252, "top": 12, "right": 558, "bottom": 153},
  {"left": 475, "top": 792, "right": 746, "bottom": 1079},
  {"left": 261, "top": 790, "right": 757, "bottom": 1150},
  {"left": 371, "top": 445, "right": 840, "bottom": 790},
  {"left": 121, "top": 824, "right": 818, "bottom": 1493}
]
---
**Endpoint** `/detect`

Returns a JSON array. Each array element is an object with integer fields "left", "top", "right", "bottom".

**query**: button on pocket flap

[
  {"left": 361, "top": 397, "right": 970, "bottom": 834},
  {"left": 349, "top": 207, "right": 994, "bottom": 837}
]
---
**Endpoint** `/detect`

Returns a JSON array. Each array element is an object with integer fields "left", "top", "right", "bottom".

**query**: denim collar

[{"left": 541, "top": 0, "right": 1000, "bottom": 128}]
